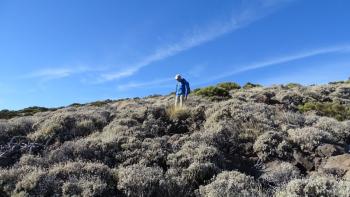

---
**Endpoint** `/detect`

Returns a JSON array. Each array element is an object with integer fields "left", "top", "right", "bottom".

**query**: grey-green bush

[{"left": 199, "top": 171, "right": 264, "bottom": 197}]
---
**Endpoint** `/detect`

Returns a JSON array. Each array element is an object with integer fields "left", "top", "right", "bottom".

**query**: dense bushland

[{"left": 1, "top": 81, "right": 350, "bottom": 196}]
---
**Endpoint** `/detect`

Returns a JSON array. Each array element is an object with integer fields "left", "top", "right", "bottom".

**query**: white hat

[{"left": 174, "top": 74, "right": 182, "bottom": 80}]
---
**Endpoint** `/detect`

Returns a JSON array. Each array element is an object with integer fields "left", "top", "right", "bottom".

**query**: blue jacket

[{"left": 176, "top": 78, "right": 190, "bottom": 96}]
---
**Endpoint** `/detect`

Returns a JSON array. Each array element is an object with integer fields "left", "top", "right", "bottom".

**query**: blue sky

[{"left": 1, "top": 0, "right": 350, "bottom": 109}]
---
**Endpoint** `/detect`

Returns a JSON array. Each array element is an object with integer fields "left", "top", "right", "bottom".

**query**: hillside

[{"left": 1, "top": 81, "right": 350, "bottom": 196}]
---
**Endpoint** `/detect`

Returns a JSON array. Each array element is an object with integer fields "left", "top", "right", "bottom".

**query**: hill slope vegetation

[{"left": 1, "top": 81, "right": 350, "bottom": 196}]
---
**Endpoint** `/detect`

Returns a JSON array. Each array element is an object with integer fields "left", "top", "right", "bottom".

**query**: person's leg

[
  {"left": 180, "top": 95, "right": 184, "bottom": 108},
  {"left": 175, "top": 95, "right": 179, "bottom": 107}
]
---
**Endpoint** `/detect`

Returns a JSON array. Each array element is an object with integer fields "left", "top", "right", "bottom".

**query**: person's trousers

[{"left": 175, "top": 95, "right": 185, "bottom": 108}]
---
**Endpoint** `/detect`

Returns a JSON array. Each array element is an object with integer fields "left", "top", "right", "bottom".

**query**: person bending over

[{"left": 174, "top": 74, "right": 190, "bottom": 108}]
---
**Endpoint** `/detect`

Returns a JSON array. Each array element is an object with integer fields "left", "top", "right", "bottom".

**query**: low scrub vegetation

[
  {"left": 276, "top": 175, "right": 350, "bottom": 197},
  {"left": 0, "top": 106, "right": 54, "bottom": 120},
  {"left": 193, "top": 82, "right": 241, "bottom": 100},
  {"left": 298, "top": 101, "right": 350, "bottom": 121},
  {"left": 329, "top": 80, "right": 350, "bottom": 85},
  {"left": 194, "top": 86, "right": 231, "bottom": 100},
  {"left": 199, "top": 171, "right": 264, "bottom": 196},
  {"left": 285, "top": 83, "right": 302, "bottom": 89},
  {"left": 165, "top": 105, "right": 191, "bottom": 120},
  {"left": 1, "top": 80, "right": 350, "bottom": 196},
  {"left": 216, "top": 82, "right": 241, "bottom": 91},
  {"left": 243, "top": 82, "right": 263, "bottom": 89},
  {"left": 89, "top": 99, "right": 114, "bottom": 107}
]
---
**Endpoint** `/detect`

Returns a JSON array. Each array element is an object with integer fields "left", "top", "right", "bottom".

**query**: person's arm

[
  {"left": 175, "top": 83, "right": 178, "bottom": 95},
  {"left": 185, "top": 81, "right": 190, "bottom": 99}
]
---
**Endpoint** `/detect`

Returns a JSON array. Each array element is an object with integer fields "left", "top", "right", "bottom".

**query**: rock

[
  {"left": 346, "top": 144, "right": 350, "bottom": 153},
  {"left": 331, "top": 86, "right": 350, "bottom": 100},
  {"left": 276, "top": 93, "right": 297, "bottom": 105},
  {"left": 316, "top": 144, "right": 343, "bottom": 158},
  {"left": 293, "top": 150, "right": 314, "bottom": 172},
  {"left": 319, "top": 154, "right": 350, "bottom": 178},
  {"left": 313, "top": 157, "right": 323, "bottom": 170},
  {"left": 345, "top": 171, "right": 350, "bottom": 180}
]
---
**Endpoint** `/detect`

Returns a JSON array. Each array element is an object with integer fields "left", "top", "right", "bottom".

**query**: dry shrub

[
  {"left": 49, "top": 134, "right": 169, "bottom": 168},
  {"left": 259, "top": 161, "right": 300, "bottom": 186},
  {"left": 2, "top": 161, "right": 116, "bottom": 197},
  {"left": 314, "top": 117, "right": 350, "bottom": 142},
  {"left": 201, "top": 120, "right": 240, "bottom": 155},
  {"left": 204, "top": 101, "right": 277, "bottom": 142},
  {"left": 165, "top": 162, "right": 220, "bottom": 197},
  {"left": 275, "top": 90, "right": 304, "bottom": 108},
  {"left": 165, "top": 141, "right": 223, "bottom": 196},
  {"left": 101, "top": 116, "right": 140, "bottom": 137},
  {"left": 116, "top": 136, "right": 170, "bottom": 167},
  {"left": 116, "top": 163, "right": 165, "bottom": 197},
  {"left": 275, "top": 111, "right": 305, "bottom": 131},
  {"left": 141, "top": 107, "right": 171, "bottom": 136},
  {"left": 303, "top": 115, "right": 320, "bottom": 126},
  {"left": 0, "top": 166, "right": 37, "bottom": 195},
  {"left": 48, "top": 136, "right": 124, "bottom": 166},
  {"left": 0, "top": 117, "right": 36, "bottom": 143},
  {"left": 330, "top": 85, "right": 350, "bottom": 100},
  {"left": 287, "top": 127, "right": 335, "bottom": 153},
  {"left": 198, "top": 171, "right": 264, "bottom": 197},
  {"left": 253, "top": 131, "right": 293, "bottom": 162},
  {"left": 18, "top": 154, "right": 49, "bottom": 168},
  {"left": 182, "top": 162, "right": 219, "bottom": 184},
  {"left": 276, "top": 174, "right": 350, "bottom": 197},
  {"left": 28, "top": 109, "right": 110, "bottom": 143},
  {"left": 167, "top": 141, "right": 222, "bottom": 169},
  {"left": 165, "top": 105, "right": 190, "bottom": 121},
  {"left": 62, "top": 176, "right": 107, "bottom": 197}
]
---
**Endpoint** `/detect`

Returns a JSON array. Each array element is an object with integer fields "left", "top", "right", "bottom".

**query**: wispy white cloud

[
  {"left": 259, "top": 61, "right": 350, "bottom": 86},
  {"left": 24, "top": 66, "right": 104, "bottom": 81},
  {"left": 120, "top": 44, "right": 350, "bottom": 90},
  {"left": 194, "top": 44, "right": 350, "bottom": 85},
  {"left": 28, "top": 68, "right": 74, "bottom": 80},
  {"left": 187, "top": 64, "right": 206, "bottom": 78},
  {"left": 99, "top": 0, "right": 294, "bottom": 82},
  {"left": 117, "top": 77, "right": 173, "bottom": 91},
  {"left": 100, "top": 67, "right": 138, "bottom": 82}
]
